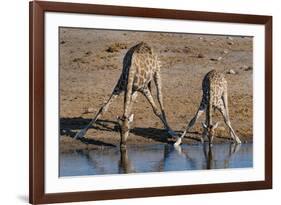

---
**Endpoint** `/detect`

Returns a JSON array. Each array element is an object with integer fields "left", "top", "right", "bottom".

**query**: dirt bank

[{"left": 59, "top": 28, "right": 253, "bottom": 152}]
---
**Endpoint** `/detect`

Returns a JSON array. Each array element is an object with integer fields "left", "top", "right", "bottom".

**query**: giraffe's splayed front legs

[
  {"left": 177, "top": 70, "right": 242, "bottom": 146},
  {"left": 174, "top": 108, "right": 205, "bottom": 146},
  {"left": 74, "top": 91, "right": 120, "bottom": 139}
]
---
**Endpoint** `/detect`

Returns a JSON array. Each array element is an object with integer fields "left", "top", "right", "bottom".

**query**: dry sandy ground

[{"left": 59, "top": 28, "right": 253, "bottom": 152}]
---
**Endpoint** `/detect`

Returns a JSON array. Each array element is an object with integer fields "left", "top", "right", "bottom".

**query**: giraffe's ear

[
  {"left": 117, "top": 116, "right": 122, "bottom": 125},
  {"left": 128, "top": 114, "right": 134, "bottom": 123},
  {"left": 213, "top": 121, "right": 220, "bottom": 129},
  {"left": 202, "top": 122, "right": 208, "bottom": 129}
]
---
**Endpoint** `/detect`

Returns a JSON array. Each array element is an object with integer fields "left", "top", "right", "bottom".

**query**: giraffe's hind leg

[
  {"left": 141, "top": 87, "right": 173, "bottom": 136},
  {"left": 153, "top": 71, "right": 176, "bottom": 137},
  {"left": 221, "top": 92, "right": 241, "bottom": 144},
  {"left": 217, "top": 101, "right": 241, "bottom": 144},
  {"left": 75, "top": 89, "right": 122, "bottom": 139}
]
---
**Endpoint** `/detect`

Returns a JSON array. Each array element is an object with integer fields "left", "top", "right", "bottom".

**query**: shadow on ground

[{"left": 60, "top": 117, "right": 189, "bottom": 146}]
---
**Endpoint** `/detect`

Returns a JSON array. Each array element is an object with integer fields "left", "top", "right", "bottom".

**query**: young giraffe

[
  {"left": 174, "top": 69, "right": 241, "bottom": 146},
  {"left": 75, "top": 42, "right": 176, "bottom": 146}
]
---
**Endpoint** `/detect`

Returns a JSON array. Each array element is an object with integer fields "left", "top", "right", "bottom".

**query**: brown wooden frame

[{"left": 29, "top": 1, "right": 272, "bottom": 204}]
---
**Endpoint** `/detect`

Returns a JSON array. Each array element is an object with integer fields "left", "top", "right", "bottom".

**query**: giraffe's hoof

[
  {"left": 173, "top": 144, "right": 183, "bottom": 154},
  {"left": 174, "top": 138, "right": 182, "bottom": 147}
]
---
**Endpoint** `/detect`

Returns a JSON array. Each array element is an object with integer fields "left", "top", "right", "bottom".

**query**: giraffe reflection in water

[{"left": 59, "top": 143, "right": 251, "bottom": 176}]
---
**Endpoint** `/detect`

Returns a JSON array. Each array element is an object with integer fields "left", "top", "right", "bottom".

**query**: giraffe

[
  {"left": 174, "top": 69, "right": 241, "bottom": 146},
  {"left": 75, "top": 42, "right": 176, "bottom": 147}
]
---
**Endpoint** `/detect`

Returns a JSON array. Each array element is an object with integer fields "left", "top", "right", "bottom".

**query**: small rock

[
  {"left": 210, "top": 56, "right": 222, "bottom": 61},
  {"left": 87, "top": 107, "right": 95, "bottom": 113},
  {"left": 210, "top": 42, "right": 214, "bottom": 45},
  {"left": 106, "top": 46, "right": 118, "bottom": 53},
  {"left": 245, "top": 66, "right": 253, "bottom": 71},
  {"left": 217, "top": 56, "right": 223, "bottom": 61},
  {"left": 85, "top": 51, "right": 92, "bottom": 56},
  {"left": 227, "top": 69, "right": 237, "bottom": 75},
  {"left": 197, "top": 53, "right": 205, "bottom": 58},
  {"left": 227, "top": 41, "right": 234, "bottom": 45},
  {"left": 227, "top": 36, "right": 233, "bottom": 40},
  {"left": 240, "top": 65, "right": 252, "bottom": 71},
  {"left": 199, "top": 36, "right": 204, "bottom": 40},
  {"left": 223, "top": 50, "right": 229, "bottom": 54},
  {"left": 182, "top": 46, "right": 190, "bottom": 53}
]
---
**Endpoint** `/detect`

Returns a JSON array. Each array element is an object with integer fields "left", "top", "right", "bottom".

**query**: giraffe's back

[
  {"left": 117, "top": 42, "right": 160, "bottom": 92},
  {"left": 202, "top": 70, "right": 227, "bottom": 107}
]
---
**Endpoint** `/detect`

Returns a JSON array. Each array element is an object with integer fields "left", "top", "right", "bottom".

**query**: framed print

[{"left": 29, "top": 1, "right": 272, "bottom": 204}]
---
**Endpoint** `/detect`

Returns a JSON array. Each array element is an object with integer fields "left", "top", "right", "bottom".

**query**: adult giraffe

[{"left": 75, "top": 42, "right": 176, "bottom": 147}]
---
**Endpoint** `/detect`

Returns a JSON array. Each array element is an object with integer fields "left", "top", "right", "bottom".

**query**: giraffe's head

[
  {"left": 202, "top": 122, "right": 219, "bottom": 143},
  {"left": 117, "top": 114, "right": 134, "bottom": 147}
]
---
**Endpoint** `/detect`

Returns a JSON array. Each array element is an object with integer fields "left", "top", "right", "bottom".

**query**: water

[{"left": 59, "top": 143, "right": 253, "bottom": 177}]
